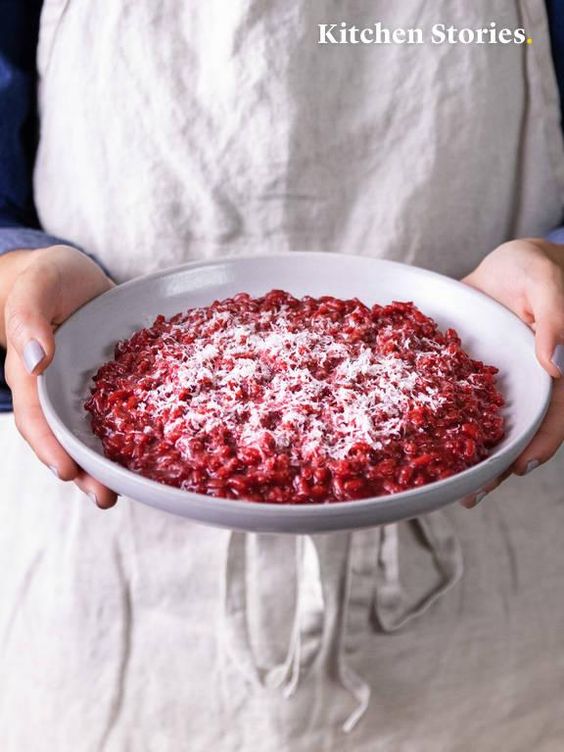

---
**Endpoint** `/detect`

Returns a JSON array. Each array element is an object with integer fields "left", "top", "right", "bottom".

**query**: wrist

[
  {"left": 0, "top": 245, "right": 82, "bottom": 347},
  {"left": 518, "top": 238, "right": 563, "bottom": 268},
  {"left": 543, "top": 241, "right": 564, "bottom": 270},
  {"left": 0, "top": 250, "right": 35, "bottom": 347}
]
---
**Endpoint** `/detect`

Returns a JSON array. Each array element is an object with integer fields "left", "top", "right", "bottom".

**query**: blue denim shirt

[{"left": 1, "top": 1, "right": 564, "bottom": 411}]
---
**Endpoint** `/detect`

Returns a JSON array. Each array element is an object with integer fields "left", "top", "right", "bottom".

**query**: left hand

[{"left": 460, "top": 238, "right": 564, "bottom": 508}]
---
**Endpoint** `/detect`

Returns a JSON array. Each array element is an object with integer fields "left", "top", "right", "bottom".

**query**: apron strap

[
  {"left": 321, "top": 513, "right": 463, "bottom": 731},
  {"left": 223, "top": 511, "right": 463, "bottom": 732},
  {"left": 310, "top": 531, "right": 372, "bottom": 734},
  {"left": 332, "top": 535, "right": 371, "bottom": 734},
  {"left": 374, "top": 512, "right": 464, "bottom": 633},
  {"left": 223, "top": 532, "right": 324, "bottom": 697}
]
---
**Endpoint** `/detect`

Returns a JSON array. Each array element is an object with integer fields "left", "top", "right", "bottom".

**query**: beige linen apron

[{"left": 1, "top": 1, "right": 563, "bottom": 750}]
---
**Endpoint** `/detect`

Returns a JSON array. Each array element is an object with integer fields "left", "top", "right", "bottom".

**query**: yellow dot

[{"left": 527, "top": 37, "right": 533, "bottom": 45}]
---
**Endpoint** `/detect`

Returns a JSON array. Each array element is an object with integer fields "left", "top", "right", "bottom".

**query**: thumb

[
  {"left": 4, "top": 258, "right": 59, "bottom": 375},
  {"left": 527, "top": 278, "right": 564, "bottom": 378}
]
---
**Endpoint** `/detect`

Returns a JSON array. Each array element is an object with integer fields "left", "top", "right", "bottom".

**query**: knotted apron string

[{"left": 223, "top": 532, "right": 324, "bottom": 698}]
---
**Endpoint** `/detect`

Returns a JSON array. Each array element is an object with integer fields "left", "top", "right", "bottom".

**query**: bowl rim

[{"left": 38, "top": 251, "right": 553, "bottom": 516}]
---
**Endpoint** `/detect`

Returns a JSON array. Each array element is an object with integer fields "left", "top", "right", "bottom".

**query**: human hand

[
  {"left": 2, "top": 245, "right": 117, "bottom": 508},
  {"left": 460, "top": 238, "right": 564, "bottom": 508}
]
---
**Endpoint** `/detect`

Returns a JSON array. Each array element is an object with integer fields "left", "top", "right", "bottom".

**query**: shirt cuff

[
  {"left": 0, "top": 360, "right": 11, "bottom": 413},
  {"left": 0, "top": 225, "right": 111, "bottom": 277},
  {"left": 0, "top": 226, "right": 70, "bottom": 254},
  {"left": 546, "top": 226, "right": 564, "bottom": 244}
]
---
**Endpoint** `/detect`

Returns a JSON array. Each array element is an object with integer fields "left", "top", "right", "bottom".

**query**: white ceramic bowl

[{"left": 38, "top": 253, "right": 551, "bottom": 533}]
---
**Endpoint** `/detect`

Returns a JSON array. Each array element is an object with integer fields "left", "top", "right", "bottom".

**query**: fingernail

[
  {"left": 474, "top": 490, "right": 488, "bottom": 506},
  {"left": 525, "top": 459, "right": 540, "bottom": 475},
  {"left": 48, "top": 465, "right": 59, "bottom": 479},
  {"left": 552, "top": 344, "right": 564, "bottom": 376},
  {"left": 87, "top": 490, "right": 98, "bottom": 507},
  {"left": 23, "top": 339, "right": 46, "bottom": 375}
]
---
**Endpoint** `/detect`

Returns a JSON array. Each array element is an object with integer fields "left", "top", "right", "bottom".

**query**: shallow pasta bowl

[{"left": 38, "top": 253, "right": 551, "bottom": 533}]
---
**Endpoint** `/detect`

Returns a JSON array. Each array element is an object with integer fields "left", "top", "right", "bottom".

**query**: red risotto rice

[{"left": 85, "top": 290, "right": 505, "bottom": 503}]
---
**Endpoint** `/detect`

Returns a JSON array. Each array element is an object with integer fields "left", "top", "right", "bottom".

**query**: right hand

[{"left": 2, "top": 245, "right": 117, "bottom": 508}]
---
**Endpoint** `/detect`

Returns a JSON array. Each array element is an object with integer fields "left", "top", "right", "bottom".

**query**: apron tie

[
  {"left": 314, "top": 512, "right": 463, "bottom": 732},
  {"left": 374, "top": 513, "right": 464, "bottom": 633},
  {"left": 223, "top": 510, "right": 463, "bottom": 733},
  {"left": 314, "top": 531, "right": 373, "bottom": 733},
  {"left": 223, "top": 532, "right": 324, "bottom": 698}
]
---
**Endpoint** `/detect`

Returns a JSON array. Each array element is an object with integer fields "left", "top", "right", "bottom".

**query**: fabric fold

[
  {"left": 223, "top": 511, "right": 463, "bottom": 733},
  {"left": 373, "top": 514, "right": 464, "bottom": 633},
  {"left": 223, "top": 532, "right": 325, "bottom": 698}
]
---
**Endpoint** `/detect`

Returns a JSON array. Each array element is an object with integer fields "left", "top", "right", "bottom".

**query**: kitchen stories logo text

[{"left": 318, "top": 21, "right": 532, "bottom": 46}]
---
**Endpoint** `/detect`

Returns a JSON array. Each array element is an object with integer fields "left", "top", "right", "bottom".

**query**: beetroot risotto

[{"left": 84, "top": 290, "right": 505, "bottom": 504}]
